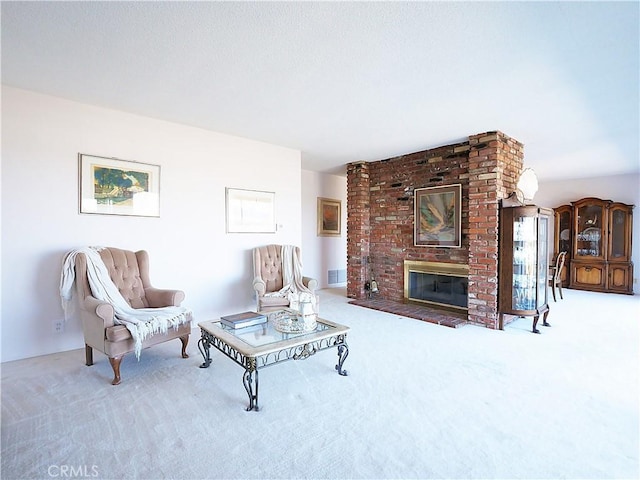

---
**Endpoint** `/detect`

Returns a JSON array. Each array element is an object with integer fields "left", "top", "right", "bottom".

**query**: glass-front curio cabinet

[{"left": 499, "top": 205, "right": 553, "bottom": 333}]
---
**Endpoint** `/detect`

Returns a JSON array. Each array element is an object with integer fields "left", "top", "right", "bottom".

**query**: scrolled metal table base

[
  {"left": 336, "top": 344, "right": 349, "bottom": 376},
  {"left": 198, "top": 327, "right": 349, "bottom": 411}
]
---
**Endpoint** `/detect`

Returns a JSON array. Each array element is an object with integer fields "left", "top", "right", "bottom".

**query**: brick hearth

[{"left": 348, "top": 298, "right": 466, "bottom": 328}]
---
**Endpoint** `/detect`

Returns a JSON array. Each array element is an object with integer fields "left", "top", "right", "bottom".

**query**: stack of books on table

[{"left": 220, "top": 311, "right": 267, "bottom": 329}]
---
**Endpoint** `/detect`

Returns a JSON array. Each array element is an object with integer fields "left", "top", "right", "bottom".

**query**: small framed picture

[
  {"left": 226, "top": 188, "right": 276, "bottom": 233},
  {"left": 414, "top": 184, "right": 462, "bottom": 247},
  {"left": 317, "top": 197, "right": 341, "bottom": 236},
  {"left": 79, "top": 154, "right": 160, "bottom": 217}
]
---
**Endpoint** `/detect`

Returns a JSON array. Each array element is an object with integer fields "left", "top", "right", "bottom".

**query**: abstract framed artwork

[
  {"left": 79, "top": 154, "right": 160, "bottom": 217},
  {"left": 226, "top": 188, "right": 276, "bottom": 233},
  {"left": 317, "top": 197, "right": 341, "bottom": 236},
  {"left": 414, "top": 184, "right": 462, "bottom": 247}
]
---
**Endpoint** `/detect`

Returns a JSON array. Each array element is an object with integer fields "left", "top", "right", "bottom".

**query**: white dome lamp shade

[{"left": 516, "top": 167, "right": 539, "bottom": 203}]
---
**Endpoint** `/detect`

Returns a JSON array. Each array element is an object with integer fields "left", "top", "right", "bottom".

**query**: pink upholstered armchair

[
  {"left": 74, "top": 247, "right": 191, "bottom": 385},
  {"left": 252, "top": 244, "right": 318, "bottom": 311}
]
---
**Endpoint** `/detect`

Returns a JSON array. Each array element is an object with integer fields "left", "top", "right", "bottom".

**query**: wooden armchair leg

[
  {"left": 109, "top": 356, "right": 123, "bottom": 385},
  {"left": 180, "top": 335, "right": 189, "bottom": 358},
  {"left": 85, "top": 345, "right": 94, "bottom": 366}
]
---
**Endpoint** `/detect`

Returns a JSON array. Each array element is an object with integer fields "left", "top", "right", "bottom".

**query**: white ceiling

[{"left": 2, "top": 1, "right": 638, "bottom": 180}]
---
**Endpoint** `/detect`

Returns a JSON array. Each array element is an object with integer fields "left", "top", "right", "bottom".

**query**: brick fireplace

[{"left": 346, "top": 131, "right": 523, "bottom": 329}]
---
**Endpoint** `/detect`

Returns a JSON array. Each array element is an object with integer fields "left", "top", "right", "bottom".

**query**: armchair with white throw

[
  {"left": 60, "top": 246, "right": 192, "bottom": 385},
  {"left": 252, "top": 244, "right": 318, "bottom": 312}
]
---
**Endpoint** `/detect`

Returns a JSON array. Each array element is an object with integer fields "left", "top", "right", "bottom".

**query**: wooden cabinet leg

[
  {"left": 180, "top": 335, "right": 189, "bottom": 358},
  {"left": 532, "top": 315, "right": 540, "bottom": 334},
  {"left": 109, "top": 356, "right": 123, "bottom": 385},
  {"left": 85, "top": 345, "right": 94, "bottom": 366}
]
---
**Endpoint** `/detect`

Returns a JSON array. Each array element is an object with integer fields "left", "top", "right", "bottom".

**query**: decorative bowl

[{"left": 269, "top": 308, "right": 317, "bottom": 334}]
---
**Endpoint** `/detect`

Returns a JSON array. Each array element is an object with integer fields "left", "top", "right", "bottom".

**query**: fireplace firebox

[{"left": 404, "top": 261, "right": 469, "bottom": 311}]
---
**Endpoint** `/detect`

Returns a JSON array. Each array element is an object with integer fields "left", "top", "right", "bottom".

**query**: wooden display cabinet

[
  {"left": 563, "top": 198, "right": 634, "bottom": 294},
  {"left": 499, "top": 205, "right": 553, "bottom": 334}
]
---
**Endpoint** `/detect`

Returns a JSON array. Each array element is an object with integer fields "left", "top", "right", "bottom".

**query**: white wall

[
  {"left": 1, "top": 86, "right": 304, "bottom": 362},
  {"left": 301, "top": 170, "right": 348, "bottom": 289},
  {"left": 536, "top": 173, "right": 640, "bottom": 290}
]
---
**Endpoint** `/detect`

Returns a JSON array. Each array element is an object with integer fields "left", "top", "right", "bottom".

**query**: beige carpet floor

[{"left": 1, "top": 287, "right": 639, "bottom": 480}]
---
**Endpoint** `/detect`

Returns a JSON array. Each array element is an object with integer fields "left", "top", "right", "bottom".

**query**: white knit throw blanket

[
  {"left": 265, "top": 245, "right": 317, "bottom": 310},
  {"left": 60, "top": 246, "right": 192, "bottom": 359}
]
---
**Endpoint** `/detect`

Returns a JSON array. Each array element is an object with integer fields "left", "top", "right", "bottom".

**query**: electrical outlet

[{"left": 53, "top": 319, "right": 65, "bottom": 334}]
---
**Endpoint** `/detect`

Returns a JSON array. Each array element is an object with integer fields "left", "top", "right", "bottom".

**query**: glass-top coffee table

[{"left": 198, "top": 312, "right": 350, "bottom": 411}]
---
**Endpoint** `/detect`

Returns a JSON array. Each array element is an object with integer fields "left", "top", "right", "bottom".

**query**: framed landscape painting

[
  {"left": 317, "top": 197, "right": 341, "bottom": 236},
  {"left": 79, "top": 154, "right": 160, "bottom": 217},
  {"left": 414, "top": 184, "right": 461, "bottom": 247}
]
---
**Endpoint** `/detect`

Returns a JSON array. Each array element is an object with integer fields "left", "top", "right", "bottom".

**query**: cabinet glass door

[
  {"left": 537, "top": 216, "right": 549, "bottom": 308},
  {"left": 512, "top": 215, "right": 537, "bottom": 310},
  {"left": 558, "top": 210, "right": 571, "bottom": 253},
  {"left": 576, "top": 204, "right": 604, "bottom": 259},
  {"left": 609, "top": 206, "right": 629, "bottom": 260}
]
